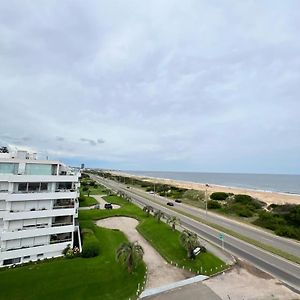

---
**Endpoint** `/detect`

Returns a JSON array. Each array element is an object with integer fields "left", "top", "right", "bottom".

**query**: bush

[
  {"left": 89, "top": 181, "right": 95, "bottom": 187},
  {"left": 275, "top": 226, "right": 300, "bottom": 240},
  {"left": 82, "top": 186, "right": 88, "bottom": 192},
  {"left": 81, "top": 235, "right": 100, "bottom": 258},
  {"left": 207, "top": 200, "right": 222, "bottom": 209},
  {"left": 234, "top": 194, "right": 263, "bottom": 210},
  {"left": 230, "top": 203, "right": 253, "bottom": 217},
  {"left": 183, "top": 189, "right": 205, "bottom": 201},
  {"left": 210, "top": 192, "right": 229, "bottom": 201}
]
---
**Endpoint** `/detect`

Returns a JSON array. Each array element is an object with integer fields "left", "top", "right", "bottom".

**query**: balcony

[
  {"left": 50, "top": 232, "right": 72, "bottom": 244},
  {"left": 53, "top": 199, "right": 74, "bottom": 210},
  {"left": 52, "top": 216, "right": 73, "bottom": 227}
]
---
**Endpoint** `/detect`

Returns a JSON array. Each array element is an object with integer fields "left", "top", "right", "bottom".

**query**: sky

[{"left": 0, "top": 1, "right": 299, "bottom": 174}]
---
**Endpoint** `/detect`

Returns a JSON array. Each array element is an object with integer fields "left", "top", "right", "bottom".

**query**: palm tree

[
  {"left": 180, "top": 230, "right": 199, "bottom": 259},
  {"left": 116, "top": 241, "right": 144, "bottom": 273},
  {"left": 167, "top": 216, "right": 180, "bottom": 231},
  {"left": 154, "top": 210, "right": 164, "bottom": 222},
  {"left": 143, "top": 205, "right": 153, "bottom": 216}
]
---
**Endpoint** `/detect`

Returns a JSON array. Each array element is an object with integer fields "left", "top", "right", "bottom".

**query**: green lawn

[
  {"left": 138, "top": 218, "right": 226, "bottom": 275},
  {"left": 80, "top": 194, "right": 227, "bottom": 276},
  {"left": 79, "top": 195, "right": 98, "bottom": 207},
  {"left": 0, "top": 223, "right": 145, "bottom": 300}
]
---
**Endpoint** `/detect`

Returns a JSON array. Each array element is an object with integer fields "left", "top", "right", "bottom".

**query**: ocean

[{"left": 125, "top": 171, "right": 300, "bottom": 195}]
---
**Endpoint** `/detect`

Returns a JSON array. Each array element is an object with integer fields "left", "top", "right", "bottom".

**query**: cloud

[{"left": 0, "top": 1, "right": 299, "bottom": 173}]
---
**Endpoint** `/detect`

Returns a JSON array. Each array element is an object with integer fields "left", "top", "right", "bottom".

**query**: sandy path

[
  {"left": 111, "top": 171, "right": 300, "bottom": 206},
  {"left": 96, "top": 217, "right": 191, "bottom": 289}
]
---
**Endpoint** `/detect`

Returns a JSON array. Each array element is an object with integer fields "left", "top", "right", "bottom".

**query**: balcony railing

[
  {"left": 3, "top": 243, "right": 48, "bottom": 252},
  {"left": 53, "top": 204, "right": 74, "bottom": 209},
  {"left": 50, "top": 238, "right": 72, "bottom": 244},
  {"left": 52, "top": 222, "right": 73, "bottom": 227}
]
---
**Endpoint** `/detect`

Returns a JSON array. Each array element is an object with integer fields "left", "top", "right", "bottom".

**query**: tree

[
  {"left": 0, "top": 146, "right": 8, "bottom": 153},
  {"left": 116, "top": 241, "right": 144, "bottom": 273},
  {"left": 154, "top": 210, "right": 164, "bottom": 222},
  {"left": 180, "top": 230, "right": 199, "bottom": 259},
  {"left": 167, "top": 216, "right": 180, "bottom": 231},
  {"left": 143, "top": 205, "right": 153, "bottom": 216},
  {"left": 87, "top": 189, "right": 90, "bottom": 197}
]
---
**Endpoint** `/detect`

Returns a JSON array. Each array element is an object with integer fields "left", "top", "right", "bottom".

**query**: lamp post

[{"left": 205, "top": 184, "right": 209, "bottom": 215}]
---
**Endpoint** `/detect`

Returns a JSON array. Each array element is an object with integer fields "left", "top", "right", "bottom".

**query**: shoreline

[{"left": 110, "top": 171, "right": 300, "bottom": 206}]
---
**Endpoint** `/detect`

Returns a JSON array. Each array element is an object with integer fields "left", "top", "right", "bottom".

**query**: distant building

[
  {"left": 80, "top": 163, "right": 85, "bottom": 169},
  {"left": 0, "top": 150, "right": 81, "bottom": 267}
]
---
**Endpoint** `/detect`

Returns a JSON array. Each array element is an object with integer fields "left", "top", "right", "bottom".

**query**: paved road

[
  {"left": 125, "top": 183, "right": 300, "bottom": 259},
  {"left": 91, "top": 175, "right": 300, "bottom": 292}
]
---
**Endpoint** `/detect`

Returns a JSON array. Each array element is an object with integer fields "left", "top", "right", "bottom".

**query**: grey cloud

[{"left": 0, "top": 1, "right": 299, "bottom": 173}]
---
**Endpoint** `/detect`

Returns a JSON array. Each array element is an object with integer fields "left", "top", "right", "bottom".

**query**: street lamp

[{"left": 205, "top": 184, "right": 210, "bottom": 215}]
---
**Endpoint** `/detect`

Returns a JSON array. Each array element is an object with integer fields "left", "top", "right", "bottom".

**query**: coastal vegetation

[{"left": 92, "top": 171, "right": 300, "bottom": 241}]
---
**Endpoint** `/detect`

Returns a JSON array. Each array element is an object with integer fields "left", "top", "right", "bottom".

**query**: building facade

[{"left": 0, "top": 150, "right": 80, "bottom": 267}]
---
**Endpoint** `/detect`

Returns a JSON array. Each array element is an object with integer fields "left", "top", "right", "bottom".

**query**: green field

[{"left": 0, "top": 190, "right": 226, "bottom": 300}]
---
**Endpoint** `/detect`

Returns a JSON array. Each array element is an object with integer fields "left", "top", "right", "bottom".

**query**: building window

[
  {"left": 23, "top": 256, "right": 30, "bottom": 260},
  {"left": 25, "top": 164, "right": 52, "bottom": 175},
  {"left": 37, "top": 253, "right": 43, "bottom": 258},
  {"left": 3, "top": 257, "right": 21, "bottom": 265},
  {"left": 18, "top": 183, "right": 27, "bottom": 192},
  {"left": 57, "top": 182, "right": 72, "bottom": 190},
  {"left": 40, "top": 182, "right": 48, "bottom": 191},
  {"left": 0, "top": 163, "right": 18, "bottom": 174},
  {"left": 28, "top": 182, "right": 40, "bottom": 192}
]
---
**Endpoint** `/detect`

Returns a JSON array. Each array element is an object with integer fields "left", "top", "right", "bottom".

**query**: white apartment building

[{"left": 0, "top": 150, "right": 81, "bottom": 267}]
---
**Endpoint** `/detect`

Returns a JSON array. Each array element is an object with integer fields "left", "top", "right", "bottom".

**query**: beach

[{"left": 111, "top": 171, "right": 300, "bottom": 206}]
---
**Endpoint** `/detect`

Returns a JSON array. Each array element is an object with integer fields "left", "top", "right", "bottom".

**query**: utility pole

[{"left": 205, "top": 184, "right": 209, "bottom": 215}]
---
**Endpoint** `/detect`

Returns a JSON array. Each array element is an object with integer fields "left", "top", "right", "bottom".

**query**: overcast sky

[{"left": 0, "top": 1, "right": 299, "bottom": 174}]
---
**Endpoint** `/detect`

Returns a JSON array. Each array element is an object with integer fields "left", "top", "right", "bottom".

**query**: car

[
  {"left": 175, "top": 199, "right": 182, "bottom": 203},
  {"left": 104, "top": 203, "right": 113, "bottom": 209},
  {"left": 149, "top": 191, "right": 154, "bottom": 194},
  {"left": 167, "top": 202, "right": 174, "bottom": 206},
  {"left": 94, "top": 204, "right": 100, "bottom": 209}
]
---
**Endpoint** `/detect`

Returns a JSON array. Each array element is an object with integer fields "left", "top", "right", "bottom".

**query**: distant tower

[{"left": 81, "top": 163, "right": 85, "bottom": 169}]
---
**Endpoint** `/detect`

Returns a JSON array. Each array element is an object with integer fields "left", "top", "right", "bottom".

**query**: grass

[
  {"left": 138, "top": 218, "right": 226, "bottom": 275},
  {"left": 80, "top": 194, "right": 227, "bottom": 275},
  {"left": 0, "top": 222, "right": 145, "bottom": 300},
  {"left": 79, "top": 195, "right": 98, "bottom": 207}
]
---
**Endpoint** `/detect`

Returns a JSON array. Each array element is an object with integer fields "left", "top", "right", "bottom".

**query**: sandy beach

[{"left": 110, "top": 171, "right": 300, "bottom": 206}]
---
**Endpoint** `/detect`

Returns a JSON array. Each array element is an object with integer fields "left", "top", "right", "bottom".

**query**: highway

[
  {"left": 124, "top": 183, "right": 300, "bottom": 259},
  {"left": 91, "top": 174, "right": 300, "bottom": 292}
]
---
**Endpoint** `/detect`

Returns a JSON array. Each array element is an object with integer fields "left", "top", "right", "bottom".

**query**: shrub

[
  {"left": 183, "top": 189, "right": 205, "bottom": 201},
  {"left": 82, "top": 186, "right": 88, "bottom": 192},
  {"left": 207, "top": 200, "right": 222, "bottom": 209},
  {"left": 89, "top": 181, "right": 95, "bottom": 187},
  {"left": 81, "top": 235, "right": 100, "bottom": 258},
  {"left": 230, "top": 203, "right": 253, "bottom": 217},
  {"left": 210, "top": 192, "right": 229, "bottom": 201},
  {"left": 234, "top": 194, "right": 263, "bottom": 209}
]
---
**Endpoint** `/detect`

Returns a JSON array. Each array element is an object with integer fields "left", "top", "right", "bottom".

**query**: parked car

[
  {"left": 175, "top": 199, "right": 182, "bottom": 203},
  {"left": 167, "top": 202, "right": 174, "bottom": 206},
  {"left": 104, "top": 203, "right": 113, "bottom": 209},
  {"left": 94, "top": 204, "right": 100, "bottom": 209}
]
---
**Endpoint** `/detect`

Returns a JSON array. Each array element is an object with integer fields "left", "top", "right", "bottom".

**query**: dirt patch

[
  {"left": 96, "top": 217, "right": 192, "bottom": 289},
  {"left": 204, "top": 260, "right": 300, "bottom": 300},
  {"left": 236, "top": 259, "right": 273, "bottom": 279}
]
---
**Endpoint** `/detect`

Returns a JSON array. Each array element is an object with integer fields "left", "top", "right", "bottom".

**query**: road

[
  {"left": 90, "top": 174, "right": 300, "bottom": 292},
  {"left": 126, "top": 183, "right": 300, "bottom": 259}
]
